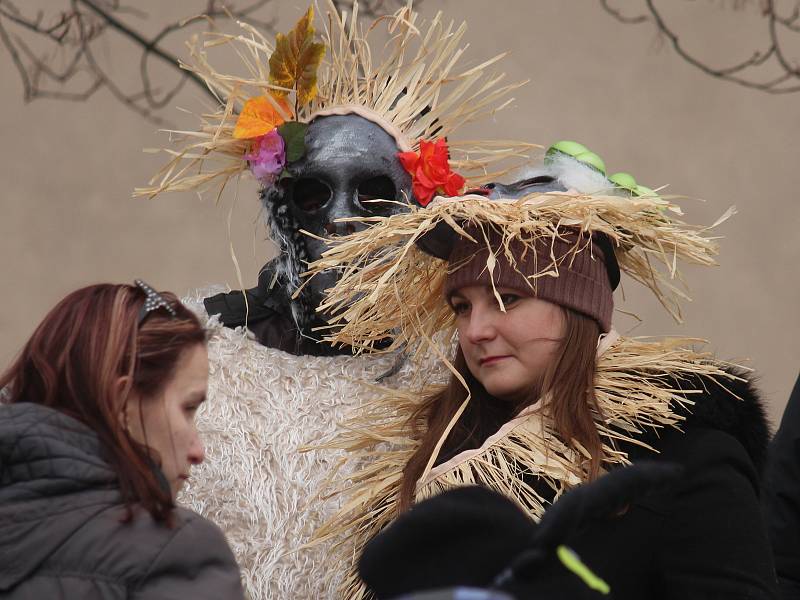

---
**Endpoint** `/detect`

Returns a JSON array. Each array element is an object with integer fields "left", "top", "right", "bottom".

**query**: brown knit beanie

[{"left": 444, "top": 226, "right": 614, "bottom": 332}]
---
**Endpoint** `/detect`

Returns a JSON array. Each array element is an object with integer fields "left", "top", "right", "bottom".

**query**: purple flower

[{"left": 245, "top": 129, "right": 286, "bottom": 184}]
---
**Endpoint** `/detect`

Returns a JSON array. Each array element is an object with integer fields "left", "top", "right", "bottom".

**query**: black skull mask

[{"left": 262, "top": 113, "right": 413, "bottom": 331}]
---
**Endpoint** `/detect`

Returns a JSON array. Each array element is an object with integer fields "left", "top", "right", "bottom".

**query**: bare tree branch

[
  {"left": 599, "top": 0, "right": 648, "bottom": 24},
  {"left": 0, "top": 0, "right": 221, "bottom": 124},
  {"left": 0, "top": 15, "right": 34, "bottom": 99},
  {"left": 0, "top": 0, "right": 414, "bottom": 124},
  {"left": 600, "top": 0, "right": 800, "bottom": 93},
  {"left": 76, "top": 0, "right": 212, "bottom": 102}
]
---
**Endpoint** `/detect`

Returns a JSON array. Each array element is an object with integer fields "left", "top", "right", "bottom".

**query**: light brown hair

[
  {"left": 398, "top": 307, "right": 602, "bottom": 511},
  {"left": 0, "top": 283, "right": 206, "bottom": 523}
]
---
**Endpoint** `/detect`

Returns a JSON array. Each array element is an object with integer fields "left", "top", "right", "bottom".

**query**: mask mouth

[{"left": 323, "top": 222, "right": 357, "bottom": 235}]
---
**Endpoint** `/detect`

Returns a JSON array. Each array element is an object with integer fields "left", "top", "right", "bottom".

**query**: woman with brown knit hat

[{"left": 306, "top": 142, "right": 778, "bottom": 599}]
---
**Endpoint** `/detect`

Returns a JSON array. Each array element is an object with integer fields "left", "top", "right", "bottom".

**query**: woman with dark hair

[
  {"left": 308, "top": 143, "right": 779, "bottom": 599},
  {"left": 0, "top": 281, "right": 244, "bottom": 599}
]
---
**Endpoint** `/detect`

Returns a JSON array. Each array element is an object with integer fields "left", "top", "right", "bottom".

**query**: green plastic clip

[{"left": 556, "top": 545, "right": 611, "bottom": 595}]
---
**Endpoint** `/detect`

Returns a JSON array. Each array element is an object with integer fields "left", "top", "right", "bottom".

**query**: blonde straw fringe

[
  {"left": 134, "top": 0, "right": 533, "bottom": 201},
  {"left": 305, "top": 193, "right": 733, "bottom": 357},
  {"left": 306, "top": 335, "right": 745, "bottom": 599}
]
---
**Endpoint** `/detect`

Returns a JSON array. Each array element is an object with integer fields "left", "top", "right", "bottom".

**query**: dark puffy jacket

[
  {"left": 0, "top": 402, "right": 244, "bottom": 600},
  {"left": 565, "top": 370, "right": 778, "bottom": 599},
  {"left": 763, "top": 372, "right": 800, "bottom": 599}
]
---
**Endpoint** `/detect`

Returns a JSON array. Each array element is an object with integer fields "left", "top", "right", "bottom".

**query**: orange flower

[
  {"left": 233, "top": 95, "right": 292, "bottom": 140},
  {"left": 397, "top": 139, "right": 465, "bottom": 207}
]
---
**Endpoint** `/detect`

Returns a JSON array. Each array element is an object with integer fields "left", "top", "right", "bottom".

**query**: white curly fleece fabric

[{"left": 177, "top": 289, "right": 436, "bottom": 599}]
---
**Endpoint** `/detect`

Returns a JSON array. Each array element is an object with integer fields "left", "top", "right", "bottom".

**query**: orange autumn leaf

[
  {"left": 268, "top": 6, "right": 326, "bottom": 107},
  {"left": 233, "top": 95, "right": 292, "bottom": 140}
]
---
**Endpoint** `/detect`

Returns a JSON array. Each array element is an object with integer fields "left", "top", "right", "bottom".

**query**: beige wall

[{"left": 1, "top": 1, "right": 798, "bottom": 424}]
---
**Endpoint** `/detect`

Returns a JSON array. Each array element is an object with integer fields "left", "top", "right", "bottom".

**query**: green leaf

[{"left": 278, "top": 121, "right": 308, "bottom": 163}]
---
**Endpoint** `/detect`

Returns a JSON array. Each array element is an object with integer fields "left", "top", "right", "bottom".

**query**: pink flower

[{"left": 245, "top": 129, "right": 286, "bottom": 184}]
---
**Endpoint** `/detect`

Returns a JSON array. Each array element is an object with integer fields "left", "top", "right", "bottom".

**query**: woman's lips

[{"left": 479, "top": 355, "right": 510, "bottom": 366}]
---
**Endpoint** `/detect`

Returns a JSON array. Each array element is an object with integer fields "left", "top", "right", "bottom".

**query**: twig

[
  {"left": 0, "top": 0, "right": 413, "bottom": 124},
  {"left": 599, "top": 0, "right": 800, "bottom": 94},
  {"left": 76, "top": 0, "right": 214, "bottom": 102}
]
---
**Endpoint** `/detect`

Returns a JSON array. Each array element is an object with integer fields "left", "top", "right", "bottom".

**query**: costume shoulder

[
  {"left": 202, "top": 262, "right": 354, "bottom": 356},
  {"left": 203, "top": 260, "right": 285, "bottom": 329}
]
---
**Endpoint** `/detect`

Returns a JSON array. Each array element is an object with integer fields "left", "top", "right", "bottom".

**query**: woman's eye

[
  {"left": 451, "top": 302, "right": 469, "bottom": 315},
  {"left": 499, "top": 293, "right": 521, "bottom": 307}
]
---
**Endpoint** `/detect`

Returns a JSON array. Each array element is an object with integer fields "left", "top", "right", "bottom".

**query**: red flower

[{"left": 397, "top": 139, "right": 465, "bottom": 207}]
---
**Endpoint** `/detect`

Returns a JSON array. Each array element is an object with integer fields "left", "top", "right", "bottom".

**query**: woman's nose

[
  {"left": 461, "top": 306, "right": 496, "bottom": 344},
  {"left": 187, "top": 434, "right": 205, "bottom": 465}
]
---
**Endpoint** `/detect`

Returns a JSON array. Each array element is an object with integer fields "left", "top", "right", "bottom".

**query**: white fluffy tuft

[{"left": 507, "top": 154, "right": 622, "bottom": 196}]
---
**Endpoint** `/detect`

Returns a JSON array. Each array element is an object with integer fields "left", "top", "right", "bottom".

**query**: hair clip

[{"left": 135, "top": 279, "right": 177, "bottom": 324}]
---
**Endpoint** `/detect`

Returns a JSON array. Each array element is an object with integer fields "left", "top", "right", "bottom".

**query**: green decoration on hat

[
  {"left": 545, "top": 140, "right": 606, "bottom": 175},
  {"left": 573, "top": 150, "right": 606, "bottom": 175},
  {"left": 545, "top": 140, "right": 589, "bottom": 160},
  {"left": 634, "top": 184, "right": 658, "bottom": 198},
  {"left": 609, "top": 172, "right": 638, "bottom": 193}
]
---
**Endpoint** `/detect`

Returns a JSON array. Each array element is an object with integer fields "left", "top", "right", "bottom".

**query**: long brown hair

[
  {"left": 0, "top": 283, "right": 205, "bottom": 523},
  {"left": 398, "top": 307, "right": 602, "bottom": 511}
]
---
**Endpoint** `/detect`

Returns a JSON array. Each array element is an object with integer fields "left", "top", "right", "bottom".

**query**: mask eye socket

[
  {"left": 292, "top": 178, "right": 332, "bottom": 213},
  {"left": 357, "top": 176, "right": 397, "bottom": 215}
]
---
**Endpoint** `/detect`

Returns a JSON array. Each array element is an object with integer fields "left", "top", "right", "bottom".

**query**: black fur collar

[{"left": 638, "top": 367, "right": 771, "bottom": 473}]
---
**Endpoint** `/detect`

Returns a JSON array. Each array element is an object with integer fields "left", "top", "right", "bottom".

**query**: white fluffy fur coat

[{"left": 178, "top": 290, "right": 434, "bottom": 598}]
